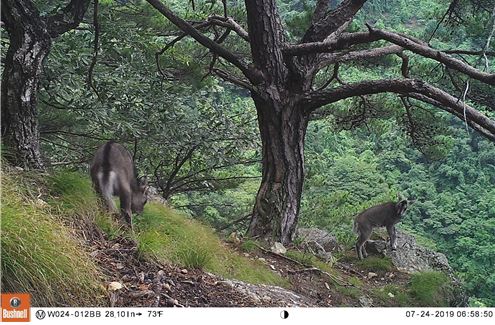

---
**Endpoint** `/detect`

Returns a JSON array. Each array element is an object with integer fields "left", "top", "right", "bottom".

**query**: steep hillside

[{"left": 1, "top": 167, "right": 462, "bottom": 307}]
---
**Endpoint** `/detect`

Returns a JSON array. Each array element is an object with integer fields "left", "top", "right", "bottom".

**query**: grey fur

[
  {"left": 354, "top": 197, "right": 415, "bottom": 259},
  {"left": 90, "top": 141, "right": 148, "bottom": 227}
]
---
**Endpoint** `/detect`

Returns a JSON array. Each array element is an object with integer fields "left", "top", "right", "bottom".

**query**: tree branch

[
  {"left": 208, "top": 15, "right": 250, "bottom": 42},
  {"left": 284, "top": 32, "right": 380, "bottom": 56},
  {"left": 318, "top": 45, "right": 403, "bottom": 69},
  {"left": 145, "top": 0, "right": 261, "bottom": 84},
  {"left": 311, "top": 0, "right": 330, "bottom": 24},
  {"left": 244, "top": 0, "right": 287, "bottom": 83},
  {"left": 288, "top": 27, "right": 495, "bottom": 85},
  {"left": 365, "top": 24, "right": 495, "bottom": 85},
  {"left": 302, "top": 78, "right": 495, "bottom": 138},
  {"left": 212, "top": 68, "right": 255, "bottom": 92},
  {"left": 45, "top": 0, "right": 92, "bottom": 38},
  {"left": 302, "top": 0, "right": 367, "bottom": 43},
  {"left": 406, "top": 92, "right": 495, "bottom": 142}
]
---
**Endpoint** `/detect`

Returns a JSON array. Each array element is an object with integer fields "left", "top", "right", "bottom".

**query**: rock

[
  {"left": 180, "top": 269, "right": 188, "bottom": 274},
  {"left": 261, "top": 295, "right": 272, "bottom": 303},
  {"left": 365, "top": 240, "right": 388, "bottom": 255},
  {"left": 359, "top": 296, "right": 373, "bottom": 307},
  {"left": 363, "top": 231, "right": 453, "bottom": 275},
  {"left": 216, "top": 280, "right": 234, "bottom": 288},
  {"left": 271, "top": 242, "right": 287, "bottom": 254},
  {"left": 228, "top": 232, "right": 241, "bottom": 244},
  {"left": 385, "top": 231, "right": 452, "bottom": 274},
  {"left": 296, "top": 228, "right": 342, "bottom": 253},
  {"left": 108, "top": 282, "right": 123, "bottom": 291},
  {"left": 156, "top": 270, "right": 165, "bottom": 282},
  {"left": 35, "top": 198, "right": 47, "bottom": 207},
  {"left": 367, "top": 272, "right": 378, "bottom": 279},
  {"left": 370, "top": 230, "right": 467, "bottom": 306},
  {"left": 269, "top": 264, "right": 276, "bottom": 270},
  {"left": 258, "top": 257, "right": 266, "bottom": 262},
  {"left": 163, "top": 283, "right": 171, "bottom": 291}
]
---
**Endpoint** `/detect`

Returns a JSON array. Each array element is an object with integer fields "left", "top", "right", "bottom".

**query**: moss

[
  {"left": 356, "top": 256, "right": 394, "bottom": 272},
  {"left": 1, "top": 170, "right": 103, "bottom": 306},
  {"left": 409, "top": 271, "right": 452, "bottom": 306}
]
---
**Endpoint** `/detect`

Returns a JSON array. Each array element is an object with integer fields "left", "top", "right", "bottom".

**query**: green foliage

[
  {"left": 1, "top": 170, "right": 103, "bottom": 306},
  {"left": 176, "top": 246, "right": 213, "bottom": 270},
  {"left": 356, "top": 256, "right": 394, "bottom": 272},
  {"left": 409, "top": 271, "right": 453, "bottom": 306}
]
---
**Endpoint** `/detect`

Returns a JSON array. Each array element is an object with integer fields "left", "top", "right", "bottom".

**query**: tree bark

[
  {"left": 1, "top": 0, "right": 52, "bottom": 169},
  {"left": 248, "top": 95, "right": 309, "bottom": 245}
]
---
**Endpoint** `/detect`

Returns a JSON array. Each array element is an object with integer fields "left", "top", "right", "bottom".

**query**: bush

[{"left": 409, "top": 271, "right": 452, "bottom": 306}]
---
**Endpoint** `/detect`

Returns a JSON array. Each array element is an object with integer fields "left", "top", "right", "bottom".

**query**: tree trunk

[
  {"left": 1, "top": 2, "right": 52, "bottom": 169},
  {"left": 247, "top": 94, "right": 309, "bottom": 245},
  {"left": 1, "top": 34, "right": 51, "bottom": 169}
]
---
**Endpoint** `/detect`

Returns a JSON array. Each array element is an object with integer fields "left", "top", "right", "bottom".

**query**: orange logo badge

[{"left": 1, "top": 293, "right": 31, "bottom": 322}]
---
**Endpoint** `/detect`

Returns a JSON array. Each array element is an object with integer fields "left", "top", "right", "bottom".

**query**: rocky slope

[{"left": 93, "top": 224, "right": 465, "bottom": 307}]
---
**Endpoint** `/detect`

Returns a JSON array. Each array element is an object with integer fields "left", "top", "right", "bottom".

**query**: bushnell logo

[
  {"left": 1, "top": 293, "right": 31, "bottom": 322},
  {"left": 9, "top": 298, "right": 21, "bottom": 308}
]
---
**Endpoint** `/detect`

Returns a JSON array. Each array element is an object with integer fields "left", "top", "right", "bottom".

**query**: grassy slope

[
  {"left": 1, "top": 168, "right": 453, "bottom": 306},
  {"left": 1, "top": 170, "right": 104, "bottom": 306},
  {"left": 1, "top": 169, "right": 287, "bottom": 307},
  {"left": 136, "top": 203, "right": 288, "bottom": 286}
]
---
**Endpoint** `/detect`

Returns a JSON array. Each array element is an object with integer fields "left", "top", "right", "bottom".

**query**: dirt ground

[{"left": 90, "top": 234, "right": 413, "bottom": 307}]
